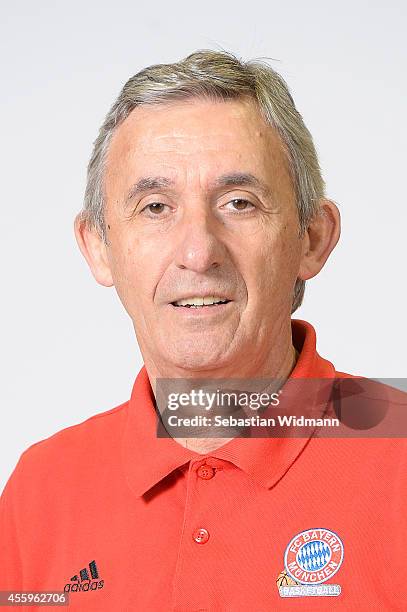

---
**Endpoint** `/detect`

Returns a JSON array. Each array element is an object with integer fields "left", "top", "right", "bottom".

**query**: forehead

[{"left": 104, "top": 96, "right": 291, "bottom": 192}]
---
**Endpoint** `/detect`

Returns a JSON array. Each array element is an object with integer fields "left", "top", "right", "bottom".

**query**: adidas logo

[{"left": 64, "top": 560, "right": 104, "bottom": 592}]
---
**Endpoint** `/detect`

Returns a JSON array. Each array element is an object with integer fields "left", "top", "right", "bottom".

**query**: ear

[
  {"left": 298, "top": 199, "right": 341, "bottom": 281},
  {"left": 73, "top": 213, "right": 114, "bottom": 287}
]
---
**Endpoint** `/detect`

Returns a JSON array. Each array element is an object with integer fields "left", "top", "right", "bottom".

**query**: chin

[
  {"left": 170, "top": 353, "right": 226, "bottom": 372},
  {"left": 165, "top": 342, "right": 229, "bottom": 373}
]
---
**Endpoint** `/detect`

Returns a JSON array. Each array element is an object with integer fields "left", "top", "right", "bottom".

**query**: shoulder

[
  {"left": 330, "top": 371, "right": 407, "bottom": 454},
  {"left": 333, "top": 370, "right": 406, "bottom": 405},
  {"left": 2, "top": 400, "right": 129, "bottom": 495}
]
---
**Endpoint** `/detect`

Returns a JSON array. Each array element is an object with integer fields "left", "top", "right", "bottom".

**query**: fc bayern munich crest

[{"left": 284, "top": 528, "right": 344, "bottom": 585}]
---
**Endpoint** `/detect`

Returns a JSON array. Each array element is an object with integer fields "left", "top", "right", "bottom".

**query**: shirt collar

[{"left": 121, "top": 319, "right": 336, "bottom": 497}]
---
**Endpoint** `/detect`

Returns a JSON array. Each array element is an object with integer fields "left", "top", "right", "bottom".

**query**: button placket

[
  {"left": 191, "top": 460, "right": 219, "bottom": 545},
  {"left": 196, "top": 464, "right": 215, "bottom": 480},
  {"left": 192, "top": 527, "right": 210, "bottom": 544},
  {"left": 171, "top": 457, "right": 224, "bottom": 609}
]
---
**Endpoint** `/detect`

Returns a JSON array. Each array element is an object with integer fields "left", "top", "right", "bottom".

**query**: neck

[
  {"left": 142, "top": 323, "right": 299, "bottom": 455},
  {"left": 181, "top": 342, "right": 298, "bottom": 454}
]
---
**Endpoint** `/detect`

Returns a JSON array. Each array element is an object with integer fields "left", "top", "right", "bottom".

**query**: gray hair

[{"left": 79, "top": 49, "right": 326, "bottom": 313}]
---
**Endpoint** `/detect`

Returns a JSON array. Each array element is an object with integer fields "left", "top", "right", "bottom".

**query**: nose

[{"left": 174, "top": 206, "right": 226, "bottom": 273}]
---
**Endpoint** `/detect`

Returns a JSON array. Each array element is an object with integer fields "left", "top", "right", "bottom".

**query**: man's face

[{"left": 102, "top": 97, "right": 302, "bottom": 372}]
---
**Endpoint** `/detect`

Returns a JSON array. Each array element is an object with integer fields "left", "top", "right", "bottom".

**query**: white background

[{"left": 1, "top": 0, "right": 406, "bottom": 490}]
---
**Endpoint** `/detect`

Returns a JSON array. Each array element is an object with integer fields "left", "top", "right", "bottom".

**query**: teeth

[
  {"left": 204, "top": 296, "right": 222, "bottom": 305},
  {"left": 174, "top": 296, "right": 229, "bottom": 307}
]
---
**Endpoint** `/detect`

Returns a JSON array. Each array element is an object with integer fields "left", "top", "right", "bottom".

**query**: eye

[
  {"left": 140, "top": 202, "right": 170, "bottom": 216},
  {"left": 223, "top": 198, "right": 256, "bottom": 213}
]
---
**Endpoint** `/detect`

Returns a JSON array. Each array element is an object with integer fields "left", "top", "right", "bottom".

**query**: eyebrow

[{"left": 124, "top": 172, "right": 272, "bottom": 205}]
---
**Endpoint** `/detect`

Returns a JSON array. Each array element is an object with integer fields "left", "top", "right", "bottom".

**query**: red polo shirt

[{"left": 1, "top": 319, "right": 406, "bottom": 610}]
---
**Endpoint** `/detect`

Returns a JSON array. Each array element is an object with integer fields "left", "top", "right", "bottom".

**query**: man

[{"left": 0, "top": 49, "right": 406, "bottom": 610}]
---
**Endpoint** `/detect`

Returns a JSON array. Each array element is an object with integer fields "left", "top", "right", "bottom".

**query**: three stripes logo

[{"left": 64, "top": 559, "right": 104, "bottom": 592}]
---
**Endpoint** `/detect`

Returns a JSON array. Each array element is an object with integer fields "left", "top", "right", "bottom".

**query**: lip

[
  {"left": 170, "top": 294, "right": 232, "bottom": 304},
  {"left": 169, "top": 300, "right": 233, "bottom": 316}
]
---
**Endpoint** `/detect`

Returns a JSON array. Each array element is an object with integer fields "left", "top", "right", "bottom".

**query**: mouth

[{"left": 170, "top": 296, "right": 232, "bottom": 309}]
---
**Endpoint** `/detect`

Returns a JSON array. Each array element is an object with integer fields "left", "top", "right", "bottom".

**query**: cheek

[
  {"left": 106, "top": 233, "right": 149, "bottom": 300},
  {"left": 107, "top": 228, "right": 170, "bottom": 316},
  {"left": 279, "top": 224, "right": 302, "bottom": 268},
  {"left": 244, "top": 223, "right": 301, "bottom": 298}
]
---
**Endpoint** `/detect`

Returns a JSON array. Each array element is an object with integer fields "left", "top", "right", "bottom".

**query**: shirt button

[
  {"left": 197, "top": 464, "right": 215, "bottom": 480},
  {"left": 193, "top": 528, "right": 210, "bottom": 544}
]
